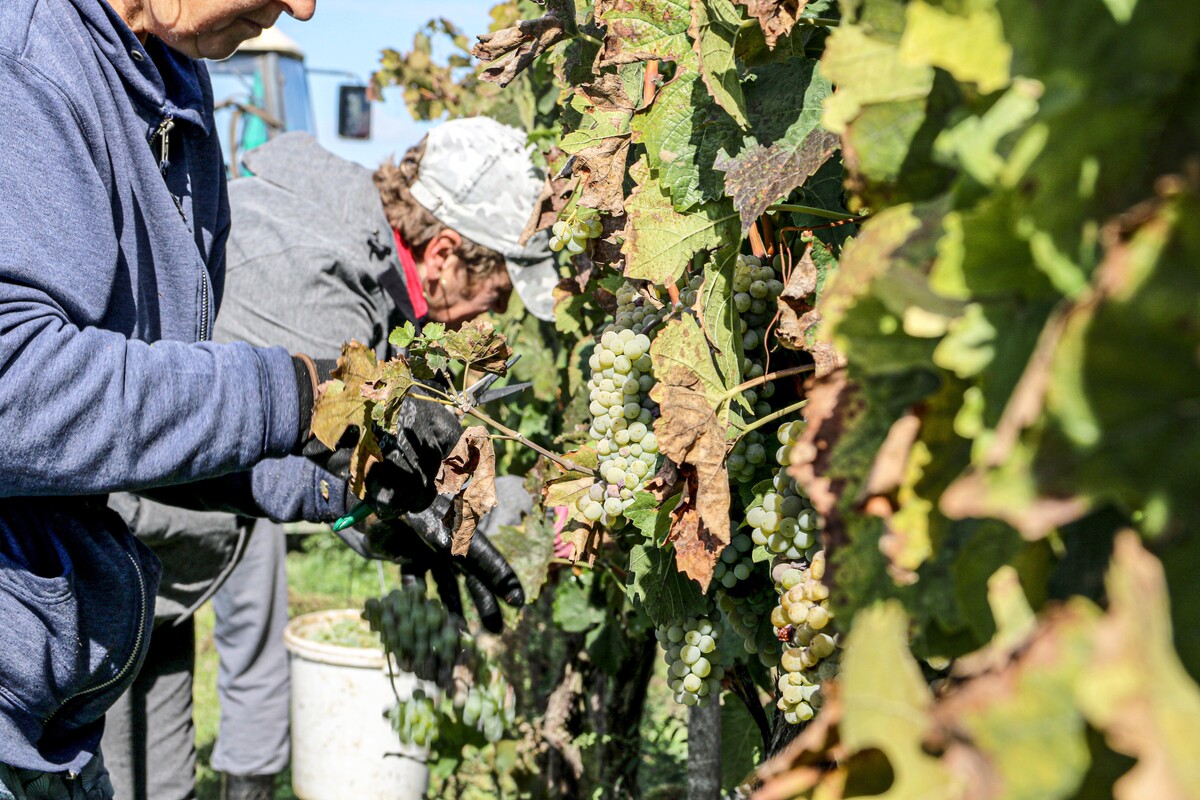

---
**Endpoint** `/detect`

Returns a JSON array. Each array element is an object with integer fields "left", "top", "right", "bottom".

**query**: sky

[{"left": 274, "top": 0, "right": 496, "bottom": 168}]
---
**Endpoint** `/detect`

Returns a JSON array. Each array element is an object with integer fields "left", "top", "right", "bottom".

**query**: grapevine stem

[
  {"left": 800, "top": 16, "right": 841, "bottom": 27},
  {"left": 768, "top": 203, "right": 860, "bottom": 221},
  {"left": 717, "top": 365, "right": 814, "bottom": 405},
  {"left": 643, "top": 60, "right": 660, "bottom": 106},
  {"left": 737, "top": 398, "right": 809, "bottom": 439},
  {"left": 748, "top": 221, "right": 769, "bottom": 259},
  {"left": 462, "top": 406, "right": 597, "bottom": 478}
]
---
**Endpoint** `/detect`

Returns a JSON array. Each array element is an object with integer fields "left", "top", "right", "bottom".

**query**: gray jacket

[{"left": 113, "top": 133, "right": 417, "bottom": 623}]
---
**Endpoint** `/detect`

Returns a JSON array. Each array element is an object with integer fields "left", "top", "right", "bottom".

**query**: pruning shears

[{"left": 331, "top": 355, "right": 530, "bottom": 533}]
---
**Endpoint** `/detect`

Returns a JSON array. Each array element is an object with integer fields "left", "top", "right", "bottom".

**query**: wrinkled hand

[{"left": 337, "top": 495, "right": 526, "bottom": 633}]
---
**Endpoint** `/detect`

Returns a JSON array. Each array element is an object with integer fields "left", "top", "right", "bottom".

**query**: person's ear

[{"left": 423, "top": 229, "right": 463, "bottom": 281}]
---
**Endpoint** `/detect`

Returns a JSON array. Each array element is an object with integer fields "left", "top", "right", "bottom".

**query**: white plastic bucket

[{"left": 283, "top": 609, "right": 431, "bottom": 800}]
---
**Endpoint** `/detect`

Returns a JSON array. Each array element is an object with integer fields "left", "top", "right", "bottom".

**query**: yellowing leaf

[{"left": 898, "top": 1, "right": 1012, "bottom": 95}]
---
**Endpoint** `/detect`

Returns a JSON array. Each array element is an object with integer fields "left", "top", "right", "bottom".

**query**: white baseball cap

[{"left": 408, "top": 117, "right": 557, "bottom": 321}]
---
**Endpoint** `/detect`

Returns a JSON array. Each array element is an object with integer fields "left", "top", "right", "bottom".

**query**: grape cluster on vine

[
  {"left": 734, "top": 254, "right": 785, "bottom": 419},
  {"left": 717, "top": 585, "right": 781, "bottom": 669},
  {"left": 772, "top": 551, "right": 838, "bottom": 724},
  {"left": 746, "top": 421, "right": 820, "bottom": 561},
  {"left": 656, "top": 616, "right": 725, "bottom": 707},
  {"left": 549, "top": 207, "right": 602, "bottom": 254},
  {"left": 578, "top": 282, "right": 666, "bottom": 523}
]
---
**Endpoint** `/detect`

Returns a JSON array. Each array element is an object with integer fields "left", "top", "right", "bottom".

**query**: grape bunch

[
  {"left": 746, "top": 421, "right": 819, "bottom": 561},
  {"left": 578, "top": 282, "right": 665, "bottom": 523},
  {"left": 677, "top": 269, "right": 705, "bottom": 308},
  {"left": 727, "top": 429, "right": 767, "bottom": 485},
  {"left": 457, "top": 667, "right": 516, "bottom": 743},
  {"left": 717, "top": 585, "right": 781, "bottom": 669},
  {"left": 363, "top": 584, "right": 464, "bottom": 684},
  {"left": 732, "top": 253, "right": 785, "bottom": 329},
  {"left": 549, "top": 208, "right": 603, "bottom": 254},
  {"left": 656, "top": 616, "right": 725, "bottom": 707},
  {"left": 387, "top": 688, "right": 440, "bottom": 748},
  {"left": 772, "top": 551, "right": 839, "bottom": 724},
  {"left": 712, "top": 530, "right": 755, "bottom": 590}
]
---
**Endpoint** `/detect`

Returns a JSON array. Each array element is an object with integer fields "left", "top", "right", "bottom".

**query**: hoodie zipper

[
  {"left": 41, "top": 550, "right": 147, "bottom": 729},
  {"left": 152, "top": 115, "right": 211, "bottom": 340}
]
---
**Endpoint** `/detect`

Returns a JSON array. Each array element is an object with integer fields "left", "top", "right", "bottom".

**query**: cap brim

[{"left": 506, "top": 255, "right": 558, "bottom": 322}]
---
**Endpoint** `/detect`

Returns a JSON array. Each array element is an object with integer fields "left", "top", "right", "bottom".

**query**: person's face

[
  {"left": 422, "top": 230, "right": 513, "bottom": 328},
  {"left": 134, "top": 0, "right": 316, "bottom": 60}
]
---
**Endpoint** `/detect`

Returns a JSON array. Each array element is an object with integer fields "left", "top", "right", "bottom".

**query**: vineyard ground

[{"left": 191, "top": 535, "right": 692, "bottom": 800}]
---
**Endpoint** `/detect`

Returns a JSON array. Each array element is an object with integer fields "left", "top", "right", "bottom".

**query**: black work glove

[
  {"left": 293, "top": 356, "right": 463, "bottom": 514},
  {"left": 338, "top": 496, "right": 526, "bottom": 633}
]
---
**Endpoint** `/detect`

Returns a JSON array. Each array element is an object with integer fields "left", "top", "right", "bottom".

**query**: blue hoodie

[{"left": 0, "top": 0, "right": 318, "bottom": 773}]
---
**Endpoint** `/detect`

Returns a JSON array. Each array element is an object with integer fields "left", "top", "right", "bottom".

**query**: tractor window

[{"left": 278, "top": 56, "right": 316, "bottom": 136}]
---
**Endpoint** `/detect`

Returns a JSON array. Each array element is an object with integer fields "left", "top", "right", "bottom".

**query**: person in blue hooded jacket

[{"left": 0, "top": 1, "right": 467, "bottom": 797}]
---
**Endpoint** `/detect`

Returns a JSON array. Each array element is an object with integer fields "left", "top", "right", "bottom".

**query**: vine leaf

[
  {"left": 442, "top": 318, "right": 513, "bottom": 375},
  {"left": 560, "top": 75, "right": 636, "bottom": 213},
  {"left": 776, "top": 240, "right": 844, "bottom": 376},
  {"left": 1075, "top": 532, "right": 1200, "bottom": 799},
  {"left": 689, "top": 0, "right": 749, "bottom": 128},
  {"left": 544, "top": 476, "right": 595, "bottom": 523},
  {"left": 311, "top": 341, "right": 386, "bottom": 498},
  {"left": 632, "top": 72, "right": 740, "bottom": 213},
  {"left": 472, "top": 11, "right": 569, "bottom": 88},
  {"left": 626, "top": 542, "right": 707, "bottom": 627},
  {"left": 897, "top": 1, "right": 1012, "bottom": 95},
  {"left": 820, "top": 26, "right": 934, "bottom": 135},
  {"left": 436, "top": 426, "right": 499, "bottom": 555},
  {"left": 623, "top": 158, "right": 739, "bottom": 285},
  {"left": 700, "top": 245, "right": 746, "bottom": 397},
  {"left": 713, "top": 58, "right": 835, "bottom": 233},
  {"left": 363, "top": 359, "right": 415, "bottom": 433},
  {"left": 736, "top": 0, "right": 808, "bottom": 50},
  {"left": 597, "top": 0, "right": 696, "bottom": 67},
  {"left": 650, "top": 316, "right": 731, "bottom": 590}
]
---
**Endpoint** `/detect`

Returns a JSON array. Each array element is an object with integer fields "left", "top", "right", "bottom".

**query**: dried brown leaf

[
  {"left": 311, "top": 341, "right": 385, "bottom": 497},
  {"left": 720, "top": 127, "right": 840, "bottom": 233},
  {"left": 652, "top": 368, "right": 731, "bottom": 591},
  {"left": 776, "top": 243, "right": 846, "bottom": 375},
  {"left": 737, "top": 0, "right": 808, "bottom": 48},
  {"left": 436, "top": 426, "right": 498, "bottom": 555},
  {"left": 472, "top": 12, "right": 569, "bottom": 88},
  {"left": 788, "top": 369, "right": 864, "bottom": 554}
]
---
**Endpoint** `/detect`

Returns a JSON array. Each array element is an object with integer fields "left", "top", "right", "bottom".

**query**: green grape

[
  {"left": 387, "top": 689, "right": 440, "bottom": 748},
  {"left": 656, "top": 615, "right": 724, "bottom": 708},
  {"left": 363, "top": 584, "right": 465, "bottom": 685},
  {"left": 772, "top": 549, "right": 839, "bottom": 725}
]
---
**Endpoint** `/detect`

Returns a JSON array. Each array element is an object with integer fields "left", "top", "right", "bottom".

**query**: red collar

[{"left": 392, "top": 229, "right": 429, "bottom": 319}]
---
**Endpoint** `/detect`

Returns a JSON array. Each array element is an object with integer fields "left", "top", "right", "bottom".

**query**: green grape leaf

[
  {"left": 626, "top": 542, "right": 707, "bottom": 627},
  {"left": 1075, "top": 532, "right": 1200, "bottom": 797},
  {"left": 632, "top": 72, "right": 740, "bottom": 212},
  {"left": 388, "top": 321, "right": 417, "bottom": 350},
  {"left": 598, "top": 0, "right": 697, "bottom": 67},
  {"left": 699, "top": 245, "right": 746, "bottom": 398},
  {"left": 689, "top": 0, "right": 749, "bottom": 128},
  {"left": 625, "top": 491, "right": 680, "bottom": 543},
  {"left": 839, "top": 602, "right": 957, "bottom": 797},
  {"left": 553, "top": 573, "right": 606, "bottom": 632},
  {"left": 897, "top": 1, "right": 1012, "bottom": 95},
  {"left": 491, "top": 517, "right": 557, "bottom": 605},
  {"left": 720, "top": 696, "right": 763, "bottom": 792},
  {"left": 820, "top": 25, "right": 934, "bottom": 135},
  {"left": 623, "top": 158, "right": 740, "bottom": 286}
]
